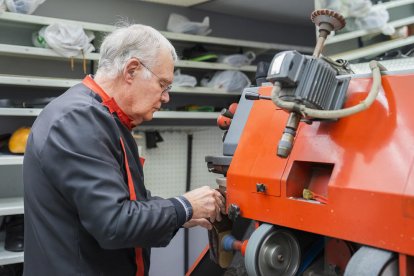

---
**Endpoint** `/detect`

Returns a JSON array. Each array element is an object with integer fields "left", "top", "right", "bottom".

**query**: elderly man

[{"left": 23, "top": 24, "right": 225, "bottom": 276}]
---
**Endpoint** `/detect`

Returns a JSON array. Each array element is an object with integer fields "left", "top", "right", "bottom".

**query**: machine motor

[{"left": 267, "top": 50, "right": 350, "bottom": 112}]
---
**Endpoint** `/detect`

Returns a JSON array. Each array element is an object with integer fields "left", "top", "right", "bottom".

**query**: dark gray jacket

[{"left": 23, "top": 82, "right": 186, "bottom": 275}]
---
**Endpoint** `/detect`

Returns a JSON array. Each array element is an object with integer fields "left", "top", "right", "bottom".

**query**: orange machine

[{"left": 204, "top": 9, "right": 414, "bottom": 276}]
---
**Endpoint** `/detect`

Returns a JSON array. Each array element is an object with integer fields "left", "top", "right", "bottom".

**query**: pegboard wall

[
  {"left": 135, "top": 127, "right": 223, "bottom": 199},
  {"left": 190, "top": 128, "right": 223, "bottom": 191}
]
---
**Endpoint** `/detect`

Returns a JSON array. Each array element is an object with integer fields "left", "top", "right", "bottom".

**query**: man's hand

[
  {"left": 183, "top": 186, "right": 225, "bottom": 223},
  {"left": 183, "top": 218, "right": 212, "bottom": 230}
]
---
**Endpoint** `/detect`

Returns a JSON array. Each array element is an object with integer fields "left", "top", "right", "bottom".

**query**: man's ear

[{"left": 123, "top": 58, "right": 141, "bottom": 83}]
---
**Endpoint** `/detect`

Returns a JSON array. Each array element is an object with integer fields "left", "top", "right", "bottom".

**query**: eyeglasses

[{"left": 134, "top": 58, "right": 172, "bottom": 96}]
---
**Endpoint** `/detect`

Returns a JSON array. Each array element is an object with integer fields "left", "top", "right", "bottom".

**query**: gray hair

[{"left": 96, "top": 23, "right": 177, "bottom": 79}]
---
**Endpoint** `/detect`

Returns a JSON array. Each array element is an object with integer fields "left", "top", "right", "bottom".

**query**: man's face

[{"left": 125, "top": 48, "right": 174, "bottom": 126}]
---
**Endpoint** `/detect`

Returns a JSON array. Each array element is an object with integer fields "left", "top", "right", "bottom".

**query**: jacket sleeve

[{"left": 38, "top": 104, "right": 184, "bottom": 249}]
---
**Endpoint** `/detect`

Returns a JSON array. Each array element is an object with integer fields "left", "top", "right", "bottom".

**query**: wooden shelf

[
  {"left": 0, "top": 11, "right": 313, "bottom": 53},
  {"left": 0, "top": 197, "right": 23, "bottom": 216},
  {"left": 171, "top": 86, "right": 240, "bottom": 96},
  {"left": 136, "top": 125, "right": 212, "bottom": 132},
  {"left": 0, "top": 74, "right": 242, "bottom": 96},
  {"left": 0, "top": 108, "right": 42, "bottom": 116},
  {"left": 0, "top": 231, "right": 24, "bottom": 265},
  {"left": 0, "top": 242, "right": 24, "bottom": 265},
  {"left": 0, "top": 107, "right": 219, "bottom": 119},
  {"left": 331, "top": 35, "right": 414, "bottom": 61},
  {"left": 0, "top": 200, "right": 25, "bottom": 265},
  {"left": 326, "top": 16, "right": 414, "bottom": 45},
  {"left": 0, "top": 155, "right": 23, "bottom": 165},
  {"left": 350, "top": 56, "right": 414, "bottom": 73},
  {"left": 153, "top": 111, "right": 219, "bottom": 119},
  {"left": 160, "top": 31, "right": 313, "bottom": 53},
  {"left": 0, "top": 11, "right": 114, "bottom": 32},
  {"left": 0, "top": 43, "right": 257, "bottom": 72},
  {"left": 325, "top": 0, "right": 414, "bottom": 45},
  {"left": 382, "top": 0, "right": 414, "bottom": 9},
  {"left": 0, "top": 43, "right": 100, "bottom": 61},
  {"left": 0, "top": 74, "right": 78, "bottom": 88},
  {"left": 175, "top": 59, "right": 257, "bottom": 72}
]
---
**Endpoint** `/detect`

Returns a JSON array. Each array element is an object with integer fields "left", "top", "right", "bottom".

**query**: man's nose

[{"left": 161, "top": 91, "right": 170, "bottom": 103}]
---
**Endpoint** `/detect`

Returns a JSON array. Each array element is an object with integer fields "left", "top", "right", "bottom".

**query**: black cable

[
  {"left": 184, "top": 134, "right": 193, "bottom": 274},
  {"left": 89, "top": 60, "right": 95, "bottom": 75},
  {"left": 186, "top": 134, "right": 193, "bottom": 192}
]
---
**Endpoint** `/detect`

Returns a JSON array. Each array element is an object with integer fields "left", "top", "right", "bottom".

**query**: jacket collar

[{"left": 82, "top": 75, "right": 133, "bottom": 131}]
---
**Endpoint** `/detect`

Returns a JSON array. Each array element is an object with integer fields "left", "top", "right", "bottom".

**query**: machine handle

[{"left": 245, "top": 92, "right": 272, "bottom": 101}]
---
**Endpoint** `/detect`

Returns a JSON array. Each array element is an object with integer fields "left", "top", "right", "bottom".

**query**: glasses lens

[{"left": 162, "top": 85, "right": 172, "bottom": 95}]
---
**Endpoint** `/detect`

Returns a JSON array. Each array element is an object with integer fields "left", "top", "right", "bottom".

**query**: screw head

[{"left": 256, "top": 183, "right": 267, "bottom": 193}]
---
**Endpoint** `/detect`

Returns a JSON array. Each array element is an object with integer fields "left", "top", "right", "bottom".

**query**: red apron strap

[
  {"left": 139, "top": 157, "right": 145, "bottom": 166},
  {"left": 134, "top": 248, "right": 145, "bottom": 276},
  {"left": 120, "top": 138, "right": 137, "bottom": 201},
  {"left": 119, "top": 137, "right": 145, "bottom": 276}
]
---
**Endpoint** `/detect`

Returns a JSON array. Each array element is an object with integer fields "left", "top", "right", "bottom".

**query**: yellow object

[
  {"left": 9, "top": 127, "right": 31, "bottom": 154},
  {"left": 302, "top": 189, "right": 313, "bottom": 200}
]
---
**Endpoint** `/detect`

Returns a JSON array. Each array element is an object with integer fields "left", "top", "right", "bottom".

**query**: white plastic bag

[
  {"left": 32, "top": 26, "right": 48, "bottom": 48},
  {"left": 202, "top": 71, "right": 251, "bottom": 93},
  {"left": 217, "top": 51, "right": 256, "bottom": 67},
  {"left": 172, "top": 70, "right": 197, "bottom": 87},
  {"left": 317, "top": 0, "right": 394, "bottom": 35},
  {"left": 43, "top": 23, "right": 95, "bottom": 57},
  {"left": 318, "top": 0, "right": 341, "bottom": 15},
  {"left": 5, "top": 0, "right": 45, "bottom": 14},
  {"left": 347, "top": 0, "right": 372, "bottom": 18},
  {"left": 167, "top": 13, "right": 211, "bottom": 36},
  {"left": 353, "top": 4, "right": 395, "bottom": 35}
]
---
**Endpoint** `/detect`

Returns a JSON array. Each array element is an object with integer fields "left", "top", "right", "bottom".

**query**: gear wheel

[{"left": 311, "top": 9, "right": 346, "bottom": 31}]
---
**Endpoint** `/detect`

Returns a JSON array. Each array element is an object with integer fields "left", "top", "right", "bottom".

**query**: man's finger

[
  {"left": 216, "top": 210, "right": 222, "bottom": 222},
  {"left": 197, "top": 218, "right": 212, "bottom": 230},
  {"left": 213, "top": 191, "right": 225, "bottom": 207},
  {"left": 214, "top": 201, "right": 222, "bottom": 222},
  {"left": 209, "top": 208, "right": 216, "bottom": 223}
]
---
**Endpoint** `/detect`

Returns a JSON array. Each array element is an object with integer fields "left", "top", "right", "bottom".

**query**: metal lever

[{"left": 245, "top": 92, "right": 272, "bottom": 101}]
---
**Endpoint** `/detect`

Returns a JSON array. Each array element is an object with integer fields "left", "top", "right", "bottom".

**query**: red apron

[{"left": 83, "top": 76, "right": 145, "bottom": 276}]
